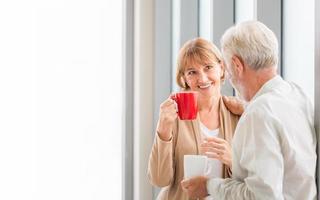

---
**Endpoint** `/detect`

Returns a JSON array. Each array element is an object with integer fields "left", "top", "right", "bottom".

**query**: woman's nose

[{"left": 198, "top": 71, "right": 209, "bottom": 82}]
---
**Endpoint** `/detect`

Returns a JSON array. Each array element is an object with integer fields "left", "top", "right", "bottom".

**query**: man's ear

[{"left": 231, "top": 55, "right": 245, "bottom": 75}]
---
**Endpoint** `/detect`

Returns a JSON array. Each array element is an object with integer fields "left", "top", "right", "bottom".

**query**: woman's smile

[{"left": 198, "top": 82, "right": 212, "bottom": 89}]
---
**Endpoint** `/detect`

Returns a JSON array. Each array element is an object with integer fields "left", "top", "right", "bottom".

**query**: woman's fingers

[
  {"left": 205, "top": 136, "right": 225, "bottom": 144},
  {"left": 161, "top": 98, "right": 176, "bottom": 108},
  {"left": 200, "top": 146, "right": 224, "bottom": 154},
  {"left": 204, "top": 152, "right": 220, "bottom": 159},
  {"left": 201, "top": 141, "right": 226, "bottom": 150},
  {"left": 204, "top": 150, "right": 229, "bottom": 164},
  {"left": 160, "top": 98, "right": 178, "bottom": 115},
  {"left": 201, "top": 137, "right": 232, "bottom": 166}
]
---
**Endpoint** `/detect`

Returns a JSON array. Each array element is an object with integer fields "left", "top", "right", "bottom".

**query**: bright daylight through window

[{"left": 0, "top": 1, "right": 123, "bottom": 199}]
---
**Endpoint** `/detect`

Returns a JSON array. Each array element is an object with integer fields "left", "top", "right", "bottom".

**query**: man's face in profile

[
  {"left": 223, "top": 57, "right": 246, "bottom": 101},
  {"left": 223, "top": 57, "right": 239, "bottom": 89}
]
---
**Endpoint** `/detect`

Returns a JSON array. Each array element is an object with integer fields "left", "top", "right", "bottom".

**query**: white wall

[
  {"left": 283, "top": 0, "right": 315, "bottom": 103},
  {"left": 0, "top": 1, "right": 122, "bottom": 200}
]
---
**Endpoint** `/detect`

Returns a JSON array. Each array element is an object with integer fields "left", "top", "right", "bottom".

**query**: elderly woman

[{"left": 147, "top": 38, "right": 239, "bottom": 200}]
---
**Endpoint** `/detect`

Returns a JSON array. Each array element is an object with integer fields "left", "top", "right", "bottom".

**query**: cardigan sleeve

[{"left": 147, "top": 120, "right": 178, "bottom": 187}]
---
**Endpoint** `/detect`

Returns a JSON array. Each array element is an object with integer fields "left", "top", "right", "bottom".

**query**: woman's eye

[
  {"left": 206, "top": 65, "right": 213, "bottom": 70},
  {"left": 187, "top": 71, "right": 196, "bottom": 75}
]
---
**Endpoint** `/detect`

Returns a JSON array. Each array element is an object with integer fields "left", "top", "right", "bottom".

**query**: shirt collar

[{"left": 250, "top": 75, "right": 284, "bottom": 102}]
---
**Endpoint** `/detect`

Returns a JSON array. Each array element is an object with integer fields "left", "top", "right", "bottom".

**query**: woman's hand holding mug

[
  {"left": 200, "top": 137, "right": 232, "bottom": 168},
  {"left": 156, "top": 97, "right": 178, "bottom": 141}
]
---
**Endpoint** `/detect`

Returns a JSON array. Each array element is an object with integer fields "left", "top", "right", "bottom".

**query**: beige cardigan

[{"left": 148, "top": 97, "right": 239, "bottom": 200}]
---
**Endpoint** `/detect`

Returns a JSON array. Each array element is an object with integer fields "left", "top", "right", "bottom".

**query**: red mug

[{"left": 171, "top": 91, "right": 198, "bottom": 120}]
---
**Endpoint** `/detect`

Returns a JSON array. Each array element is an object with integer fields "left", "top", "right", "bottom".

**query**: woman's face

[{"left": 183, "top": 61, "right": 223, "bottom": 99}]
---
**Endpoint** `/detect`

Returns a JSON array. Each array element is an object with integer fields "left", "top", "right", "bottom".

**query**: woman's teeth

[{"left": 198, "top": 84, "right": 211, "bottom": 89}]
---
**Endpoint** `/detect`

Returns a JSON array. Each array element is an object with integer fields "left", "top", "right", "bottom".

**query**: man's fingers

[
  {"left": 181, "top": 179, "right": 190, "bottom": 189},
  {"left": 222, "top": 95, "right": 229, "bottom": 103},
  {"left": 222, "top": 95, "right": 244, "bottom": 115}
]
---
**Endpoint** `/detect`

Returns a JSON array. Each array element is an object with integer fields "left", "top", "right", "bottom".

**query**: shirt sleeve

[{"left": 207, "top": 108, "right": 285, "bottom": 200}]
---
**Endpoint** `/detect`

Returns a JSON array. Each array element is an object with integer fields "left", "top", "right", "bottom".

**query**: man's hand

[
  {"left": 222, "top": 96, "right": 245, "bottom": 116},
  {"left": 181, "top": 176, "right": 208, "bottom": 199}
]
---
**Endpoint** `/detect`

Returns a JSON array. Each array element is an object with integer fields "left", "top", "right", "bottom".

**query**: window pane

[
  {"left": 172, "top": 0, "right": 181, "bottom": 92},
  {"left": 0, "top": 1, "right": 122, "bottom": 200},
  {"left": 235, "top": 0, "right": 255, "bottom": 22},
  {"left": 199, "top": 0, "right": 212, "bottom": 41},
  {"left": 283, "top": 0, "right": 314, "bottom": 103}
]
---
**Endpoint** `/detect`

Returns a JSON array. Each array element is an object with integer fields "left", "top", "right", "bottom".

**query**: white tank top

[{"left": 199, "top": 122, "right": 223, "bottom": 200}]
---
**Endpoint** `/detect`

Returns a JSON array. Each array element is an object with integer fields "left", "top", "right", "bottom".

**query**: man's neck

[{"left": 245, "top": 66, "right": 277, "bottom": 101}]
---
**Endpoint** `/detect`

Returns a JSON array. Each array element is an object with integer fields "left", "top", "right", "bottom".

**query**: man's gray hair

[{"left": 221, "top": 21, "right": 278, "bottom": 70}]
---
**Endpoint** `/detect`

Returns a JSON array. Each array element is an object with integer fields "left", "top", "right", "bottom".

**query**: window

[
  {"left": 235, "top": 0, "right": 256, "bottom": 23},
  {"left": 283, "top": 0, "right": 315, "bottom": 103},
  {"left": 0, "top": 1, "right": 123, "bottom": 199}
]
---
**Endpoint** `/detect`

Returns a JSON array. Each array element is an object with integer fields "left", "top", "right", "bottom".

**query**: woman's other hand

[
  {"left": 156, "top": 97, "right": 178, "bottom": 141},
  {"left": 222, "top": 96, "right": 245, "bottom": 116},
  {"left": 200, "top": 137, "right": 232, "bottom": 167}
]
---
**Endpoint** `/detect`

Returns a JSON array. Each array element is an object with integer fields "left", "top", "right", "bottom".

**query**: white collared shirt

[{"left": 207, "top": 76, "right": 317, "bottom": 199}]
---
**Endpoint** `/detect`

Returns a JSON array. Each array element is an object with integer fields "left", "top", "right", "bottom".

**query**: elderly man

[{"left": 181, "top": 21, "right": 317, "bottom": 199}]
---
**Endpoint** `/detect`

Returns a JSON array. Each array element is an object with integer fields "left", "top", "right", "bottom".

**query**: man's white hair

[{"left": 221, "top": 20, "right": 278, "bottom": 70}]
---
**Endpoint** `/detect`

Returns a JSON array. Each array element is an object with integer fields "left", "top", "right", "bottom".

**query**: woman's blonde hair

[{"left": 176, "top": 38, "right": 224, "bottom": 90}]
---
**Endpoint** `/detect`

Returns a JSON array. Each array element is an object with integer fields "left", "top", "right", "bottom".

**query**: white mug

[{"left": 183, "top": 155, "right": 211, "bottom": 179}]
